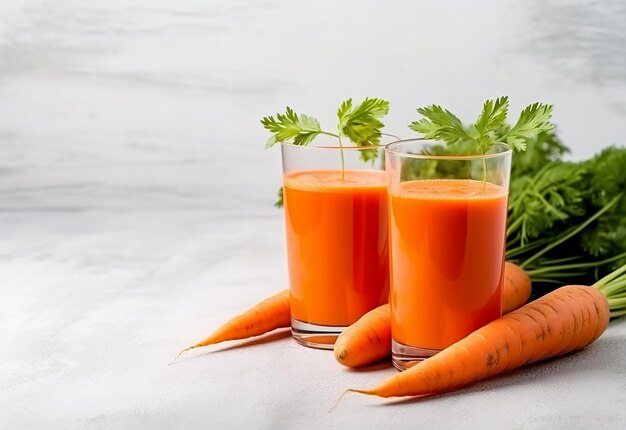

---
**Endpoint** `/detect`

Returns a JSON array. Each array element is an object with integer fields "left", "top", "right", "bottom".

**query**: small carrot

[
  {"left": 503, "top": 261, "right": 532, "bottom": 313},
  {"left": 343, "top": 263, "right": 626, "bottom": 399},
  {"left": 174, "top": 289, "right": 291, "bottom": 360},
  {"left": 334, "top": 262, "right": 531, "bottom": 368},
  {"left": 334, "top": 304, "right": 391, "bottom": 368}
]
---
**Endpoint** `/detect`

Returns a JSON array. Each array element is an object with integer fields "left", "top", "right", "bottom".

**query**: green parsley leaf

[
  {"left": 338, "top": 97, "right": 390, "bottom": 146},
  {"left": 274, "top": 187, "right": 284, "bottom": 208},
  {"left": 474, "top": 96, "right": 510, "bottom": 152},
  {"left": 409, "top": 97, "right": 554, "bottom": 155},
  {"left": 262, "top": 98, "right": 390, "bottom": 151},
  {"left": 262, "top": 97, "right": 390, "bottom": 169},
  {"left": 502, "top": 103, "right": 554, "bottom": 151},
  {"left": 336, "top": 99, "right": 354, "bottom": 130},
  {"left": 409, "top": 104, "right": 475, "bottom": 146},
  {"left": 475, "top": 96, "right": 509, "bottom": 136},
  {"left": 262, "top": 98, "right": 390, "bottom": 205},
  {"left": 261, "top": 107, "right": 323, "bottom": 148}
]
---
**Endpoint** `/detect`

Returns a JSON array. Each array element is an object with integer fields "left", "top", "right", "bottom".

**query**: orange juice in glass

[
  {"left": 385, "top": 139, "right": 511, "bottom": 370},
  {"left": 281, "top": 140, "right": 390, "bottom": 349}
]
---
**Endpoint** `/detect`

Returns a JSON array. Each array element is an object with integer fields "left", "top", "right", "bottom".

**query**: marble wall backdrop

[{"left": 0, "top": 0, "right": 625, "bottom": 213}]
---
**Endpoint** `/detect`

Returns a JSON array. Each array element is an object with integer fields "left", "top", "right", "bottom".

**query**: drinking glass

[
  {"left": 281, "top": 137, "right": 392, "bottom": 349},
  {"left": 385, "top": 139, "right": 512, "bottom": 370}
]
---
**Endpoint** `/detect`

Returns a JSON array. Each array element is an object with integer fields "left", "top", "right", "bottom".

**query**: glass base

[
  {"left": 391, "top": 338, "right": 441, "bottom": 371},
  {"left": 290, "top": 317, "right": 346, "bottom": 350}
]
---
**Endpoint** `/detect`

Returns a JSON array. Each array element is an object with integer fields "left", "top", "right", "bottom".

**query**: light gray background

[{"left": 1, "top": 1, "right": 625, "bottom": 429}]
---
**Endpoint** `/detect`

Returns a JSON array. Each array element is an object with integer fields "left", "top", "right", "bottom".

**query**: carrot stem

[
  {"left": 596, "top": 263, "right": 626, "bottom": 320},
  {"left": 608, "top": 291, "right": 626, "bottom": 300},
  {"left": 531, "top": 255, "right": 582, "bottom": 265},
  {"left": 610, "top": 309, "right": 626, "bottom": 318},
  {"left": 338, "top": 134, "right": 345, "bottom": 179},
  {"left": 607, "top": 297, "right": 626, "bottom": 307},
  {"left": 531, "top": 269, "right": 584, "bottom": 282},
  {"left": 506, "top": 236, "right": 553, "bottom": 259},
  {"left": 505, "top": 214, "right": 524, "bottom": 238},
  {"left": 528, "top": 277, "right": 569, "bottom": 284},
  {"left": 595, "top": 262, "right": 626, "bottom": 291},
  {"left": 600, "top": 278, "right": 626, "bottom": 298},
  {"left": 526, "top": 252, "right": 626, "bottom": 277},
  {"left": 527, "top": 253, "right": 626, "bottom": 273}
]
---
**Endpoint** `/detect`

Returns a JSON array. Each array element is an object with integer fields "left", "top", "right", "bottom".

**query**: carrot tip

[
  {"left": 330, "top": 388, "right": 374, "bottom": 411},
  {"left": 330, "top": 390, "right": 350, "bottom": 411},
  {"left": 346, "top": 388, "right": 375, "bottom": 396},
  {"left": 168, "top": 345, "right": 197, "bottom": 366}
]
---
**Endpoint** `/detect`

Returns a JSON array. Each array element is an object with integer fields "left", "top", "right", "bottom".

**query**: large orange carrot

[
  {"left": 177, "top": 289, "right": 291, "bottom": 357},
  {"left": 344, "top": 263, "right": 626, "bottom": 399},
  {"left": 334, "top": 262, "right": 531, "bottom": 368}
]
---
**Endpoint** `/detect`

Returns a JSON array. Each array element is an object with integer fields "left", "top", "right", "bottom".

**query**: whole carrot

[
  {"left": 176, "top": 289, "right": 291, "bottom": 358},
  {"left": 502, "top": 261, "right": 532, "bottom": 313},
  {"left": 344, "top": 263, "right": 626, "bottom": 399},
  {"left": 334, "top": 304, "right": 391, "bottom": 368},
  {"left": 334, "top": 262, "right": 531, "bottom": 368}
]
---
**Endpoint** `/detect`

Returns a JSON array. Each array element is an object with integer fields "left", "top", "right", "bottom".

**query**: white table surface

[{"left": 1, "top": 1, "right": 626, "bottom": 429}]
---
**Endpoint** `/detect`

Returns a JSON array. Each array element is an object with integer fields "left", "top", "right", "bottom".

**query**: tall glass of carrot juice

[
  {"left": 281, "top": 138, "right": 391, "bottom": 349},
  {"left": 385, "top": 139, "right": 512, "bottom": 370}
]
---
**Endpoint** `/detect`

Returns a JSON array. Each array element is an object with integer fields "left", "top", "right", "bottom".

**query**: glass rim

[
  {"left": 280, "top": 133, "right": 401, "bottom": 150},
  {"left": 384, "top": 138, "right": 513, "bottom": 160}
]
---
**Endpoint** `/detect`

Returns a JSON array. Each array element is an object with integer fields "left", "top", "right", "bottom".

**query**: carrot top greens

[
  {"left": 595, "top": 262, "right": 626, "bottom": 319},
  {"left": 506, "top": 144, "right": 626, "bottom": 295}
]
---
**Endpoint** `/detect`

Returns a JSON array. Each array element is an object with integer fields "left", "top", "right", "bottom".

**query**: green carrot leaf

[
  {"left": 274, "top": 187, "right": 284, "bottom": 208},
  {"left": 261, "top": 107, "right": 324, "bottom": 148},
  {"left": 262, "top": 97, "right": 390, "bottom": 202},
  {"left": 409, "top": 97, "right": 554, "bottom": 155},
  {"left": 502, "top": 103, "right": 554, "bottom": 151},
  {"left": 510, "top": 129, "right": 569, "bottom": 178},
  {"left": 474, "top": 96, "right": 510, "bottom": 152},
  {"left": 338, "top": 97, "right": 390, "bottom": 147},
  {"left": 475, "top": 96, "right": 510, "bottom": 136},
  {"left": 336, "top": 99, "right": 354, "bottom": 130},
  {"left": 409, "top": 104, "right": 475, "bottom": 146}
]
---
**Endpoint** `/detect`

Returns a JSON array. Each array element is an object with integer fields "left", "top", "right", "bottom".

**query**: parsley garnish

[
  {"left": 262, "top": 97, "right": 390, "bottom": 166},
  {"left": 262, "top": 107, "right": 326, "bottom": 148},
  {"left": 409, "top": 96, "right": 554, "bottom": 154},
  {"left": 262, "top": 98, "right": 389, "bottom": 207}
]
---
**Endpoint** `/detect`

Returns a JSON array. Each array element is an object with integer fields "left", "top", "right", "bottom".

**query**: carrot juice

[
  {"left": 389, "top": 179, "right": 508, "bottom": 352},
  {"left": 283, "top": 169, "right": 389, "bottom": 331}
]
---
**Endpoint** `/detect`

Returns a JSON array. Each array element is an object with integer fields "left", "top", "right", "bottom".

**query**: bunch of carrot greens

[
  {"left": 506, "top": 139, "right": 626, "bottom": 296},
  {"left": 175, "top": 97, "right": 626, "bottom": 402}
]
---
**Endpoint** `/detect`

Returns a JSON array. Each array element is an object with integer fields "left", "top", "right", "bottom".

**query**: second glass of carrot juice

[
  {"left": 281, "top": 139, "right": 390, "bottom": 349},
  {"left": 385, "top": 139, "right": 512, "bottom": 370}
]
